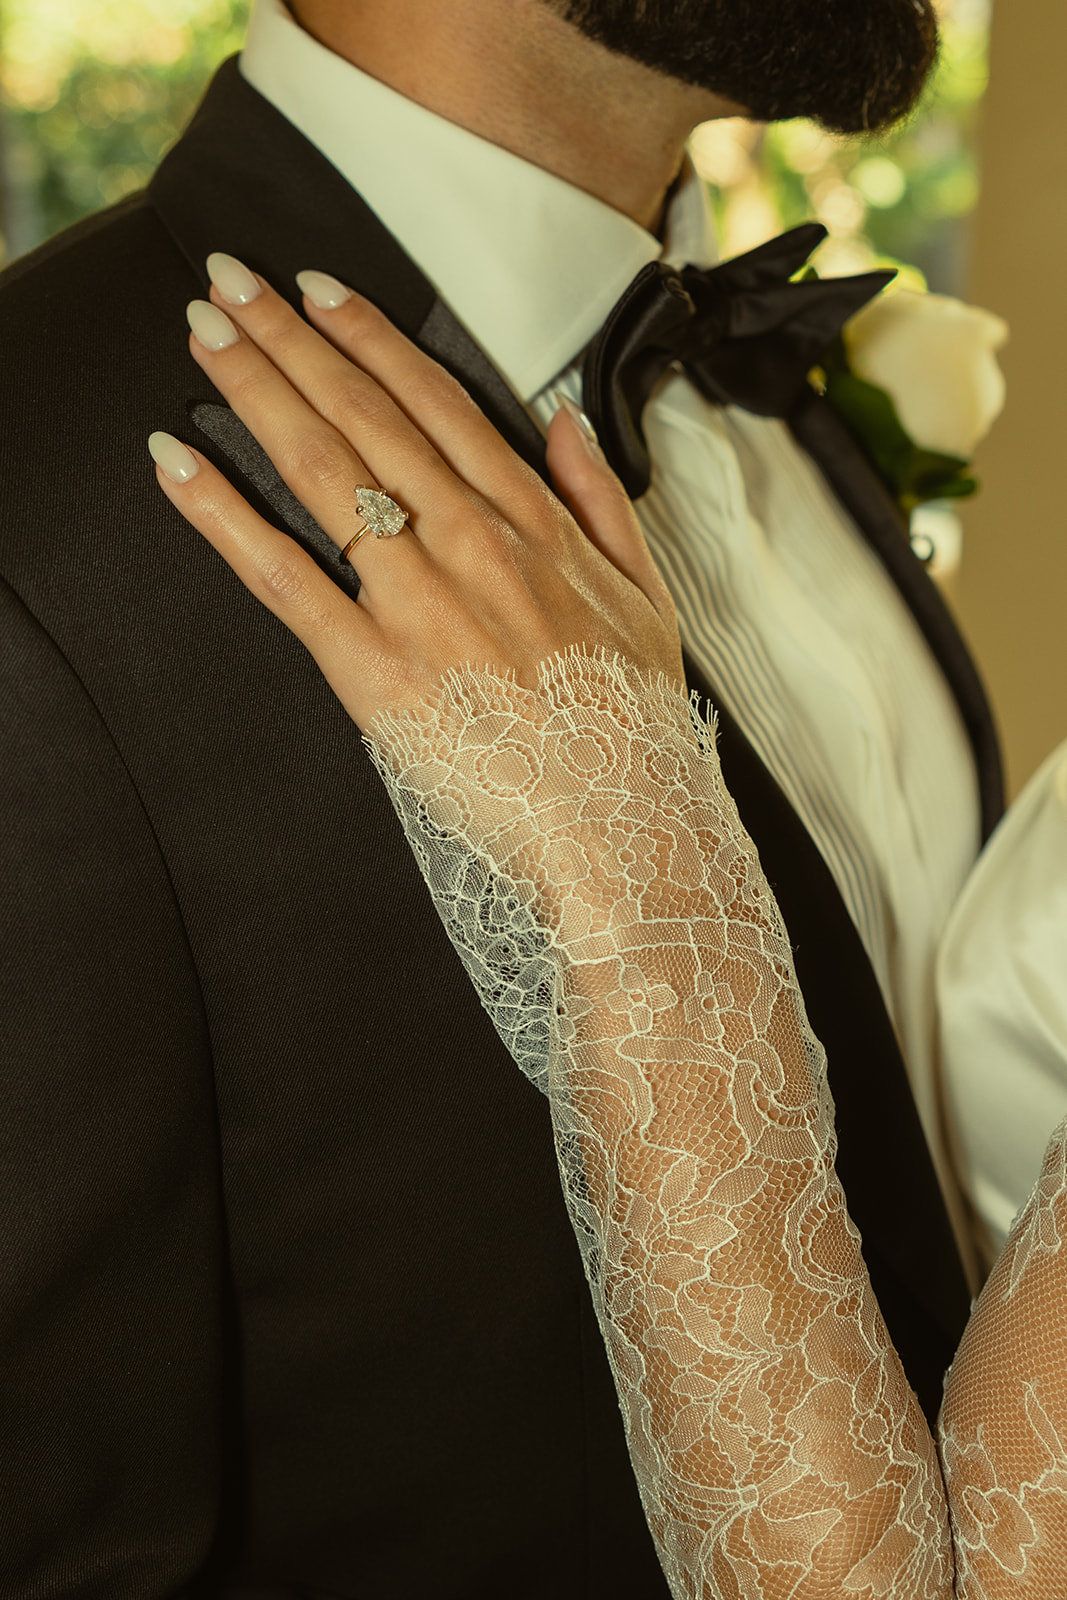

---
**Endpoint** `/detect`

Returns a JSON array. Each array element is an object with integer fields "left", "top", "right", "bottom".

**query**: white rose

[{"left": 843, "top": 288, "right": 1009, "bottom": 460}]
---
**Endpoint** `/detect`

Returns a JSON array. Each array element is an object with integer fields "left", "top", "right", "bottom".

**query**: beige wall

[{"left": 957, "top": 0, "right": 1067, "bottom": 797}]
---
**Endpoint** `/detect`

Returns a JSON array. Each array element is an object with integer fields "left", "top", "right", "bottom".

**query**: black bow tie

[{"left": 581, "top": 222, "right": 894, "bottom": 499}]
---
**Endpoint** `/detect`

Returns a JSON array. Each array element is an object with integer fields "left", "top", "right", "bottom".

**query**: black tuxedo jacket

[{"left": 0, "top": 59, "right": 1001, "bottom": 1599}]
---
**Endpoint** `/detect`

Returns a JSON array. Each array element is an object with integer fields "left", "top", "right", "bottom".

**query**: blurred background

[
  {"left": 0, "top": 0, "right": 990, "bottom": 288},
  {"left": 0, "top": 0, "right": 248, "bottom": 259},
  {"left": 0, "top": 0, "right": 1063, "bottom": 793}
]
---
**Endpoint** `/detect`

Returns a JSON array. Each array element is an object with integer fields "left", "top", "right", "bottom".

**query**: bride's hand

[{"left": 150, "top": 256, "right": 683, "bottom": 732}]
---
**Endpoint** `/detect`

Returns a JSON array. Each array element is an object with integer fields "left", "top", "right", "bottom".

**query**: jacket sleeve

[{"left": 0, "top": 576, "right": 224, "bottom": 1597}]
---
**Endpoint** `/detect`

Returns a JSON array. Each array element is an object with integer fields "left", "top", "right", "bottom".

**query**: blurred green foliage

[
  {"left": 0, "top": 0, "right": 250, "bottom": 261},
  {"left": 1, "top": 0, "right": 988, "bottom": 293},
  {"left": 693, "top": 0, "right": 991, "bottom": 292}
]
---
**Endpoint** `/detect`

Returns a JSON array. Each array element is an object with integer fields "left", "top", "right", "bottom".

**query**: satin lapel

[{"left": 790, "top": 387, "right": 1004, "bottom": 842}]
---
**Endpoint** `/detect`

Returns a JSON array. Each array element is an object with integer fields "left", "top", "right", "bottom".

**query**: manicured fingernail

[
  {"left": 148, "top": 431, "right": 199, "bottom": 484},
  {"left": 556, "top": 393, "right": 600, "bottom": 450},
  {"left": 187, "top": 299, "right": 240, "bottom": 351},
  {"left": 206, "top": 251, "right": 262, "bottom": 305},
  {"left": 296, "top": 269, "right": 353, "bottom": 310}
]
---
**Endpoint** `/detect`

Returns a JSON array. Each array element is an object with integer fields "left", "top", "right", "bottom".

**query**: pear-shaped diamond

[{"left": 356, "top": 486, "right": 409, "bottom": 538}]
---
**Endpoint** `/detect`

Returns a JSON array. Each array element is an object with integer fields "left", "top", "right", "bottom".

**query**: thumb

[{"left": 546, "top": 396, "right": 671, "bottom": 616}]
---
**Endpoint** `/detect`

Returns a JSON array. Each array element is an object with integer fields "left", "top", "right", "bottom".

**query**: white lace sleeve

[
  {"left": 364, "top": 648, "right": 959, "bottom": 1597},
  {"left": 367, "top": 652, "right": 1067, "bottom": 1597},
  {"left": 938, "top": 1114, "right": 1067, "bottom": 1598}
]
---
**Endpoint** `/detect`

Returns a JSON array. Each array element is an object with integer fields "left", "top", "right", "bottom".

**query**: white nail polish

[
  {"left": 206, "top": 251, "right": 262, "bottom": 305},
  {"left": 148, "top": 431, "right": 199, "bottom": 484},
  {"left": 556, "top": 392, "right": 600, "bottom": 449},
  {"left": 296, "top": 269, "right": 353, "bottom": 310},
  {"left": 187, "top": 299, "right": 240, "bottom": 351}
]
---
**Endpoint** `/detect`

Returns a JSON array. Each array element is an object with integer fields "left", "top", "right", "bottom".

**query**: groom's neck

[{"left": 287, "top": 0, "right": 739, "bottom": 233}]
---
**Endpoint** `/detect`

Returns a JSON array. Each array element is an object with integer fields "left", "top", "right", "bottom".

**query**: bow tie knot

[{"left": 582, "top": 222, "right": 895, "bottom": 499}]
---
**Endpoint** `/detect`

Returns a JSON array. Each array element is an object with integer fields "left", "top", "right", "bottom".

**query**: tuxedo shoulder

[
  {"left": 1, "top": 189, "right": 148, "bottom": 285},
  {"left": 0, "top": 190, "right": 198, "bottom": 366},
  {"left": 0, "top": 191, "right": 205, "bottom": 593}
]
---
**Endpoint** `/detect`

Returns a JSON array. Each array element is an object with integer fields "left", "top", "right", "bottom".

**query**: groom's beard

[{"left": 550, "top": 0, "right": 940, "bottom": 133}]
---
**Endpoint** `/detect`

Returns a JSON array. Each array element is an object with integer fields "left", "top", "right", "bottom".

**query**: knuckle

[
  {"left": 286, "top": 428, "right": 351, "bottom": 490},
  {"left": 324, "top": 372, "right": 379, "bottom": 428},
  {"left": 454, "top": 506, "right": 525, "bottom": 580},
  {"left": 257, "top": 556, "right": 339, "bottom": 642},
  {"left": 423, "top": 368, "right": 483, "bottom": 423},
  {"left": 528, "top": 481, "right": 571, "bottom": 537},
  {"left": 338, "top": 292, "right": 384, "bottom": 339},
  {"left": 227, "top": 360, "right": 278, "bottom": 409},
  {"left": 435, "top": 487, "right": 489, "bottom": 540},
  {"left": 336, "top": 296, "right": 419, "bottom": 368},
  {"left": 497, "top": 471, "right": 561, "bottom": 537},
  {"left": 414, "top": 566, "right": 455, "bottom": 623},
  {"left": 257, "top": 552, "right": 309, "bottom": 607},
  {"left": 250, "top": 306, "right": 315, "bottom": 370},
  {"left": 479, "top": 530, "right": 540, "bottom": 605},
  {"left": 474, "top": 504, "right": 515, "bottom": 554}
]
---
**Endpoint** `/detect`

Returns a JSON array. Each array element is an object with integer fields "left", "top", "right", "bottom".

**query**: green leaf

[
  {"left": 824, "top": 370, "right": 915, "bottom": 484},
  {"left": 823, "top": 370, "right": 978, "bottom": 511}
]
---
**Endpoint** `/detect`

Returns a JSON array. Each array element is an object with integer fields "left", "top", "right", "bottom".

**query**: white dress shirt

[
  {"left": 939, "top": 742, "right": 1067, "bottom": 1263},
  {"left": 240, "top": 0, "right": 983, "bottom": 1267}
]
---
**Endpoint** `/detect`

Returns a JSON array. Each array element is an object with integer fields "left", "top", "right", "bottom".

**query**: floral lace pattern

[
  {"left": 365, "top": 650, "right": 1067, "bottom": 1598},
  {"left": 366, "top": 651, "right": 956, "bottom": 1597},
  {"left": 939, "top": 1114, "right": 1067, "bottom": 1598},
  {"left": 999, "top": 1123, "right": 1067, "bottom": 1305}
]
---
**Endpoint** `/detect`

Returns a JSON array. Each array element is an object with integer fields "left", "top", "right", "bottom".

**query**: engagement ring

[{"left": 340, "top": 486, "right": 410, "bottom": 562}]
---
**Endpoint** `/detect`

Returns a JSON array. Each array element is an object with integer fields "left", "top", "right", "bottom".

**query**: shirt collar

[{"left": 241, "top": 0, "right": 717, "bottom": 401}]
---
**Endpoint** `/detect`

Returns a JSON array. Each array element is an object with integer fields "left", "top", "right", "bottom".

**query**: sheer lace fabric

[
  {"left": 364, "top": 650, "right": 1067, "bottom": 1598},
  {"left": 940, "top": 1114, "right": 1067, "bottom": 1598}
]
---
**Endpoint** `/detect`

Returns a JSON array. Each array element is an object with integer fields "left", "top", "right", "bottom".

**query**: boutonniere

[{"left": 818, "top": 288, "right": 1009, "bottom": 516}]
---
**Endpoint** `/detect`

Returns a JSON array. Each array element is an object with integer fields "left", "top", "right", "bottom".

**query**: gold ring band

[{"left": 340, "top": 522, "right": 371, "bottom": 562}]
